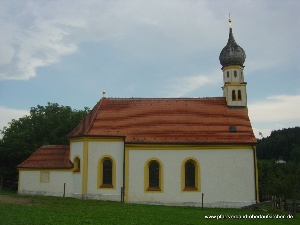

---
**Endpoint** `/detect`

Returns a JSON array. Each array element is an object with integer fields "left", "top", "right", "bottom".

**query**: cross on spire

[{"left": 229, "top": 13, "right": 232, "bottom": 28}]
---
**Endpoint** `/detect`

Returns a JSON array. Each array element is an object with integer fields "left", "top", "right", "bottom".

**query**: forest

[
  {"left": 0, "top": 103, "right": 299, "bottom": 200},
  {"left": 257, "top": 127, "right": 300, "bottom": 199}
]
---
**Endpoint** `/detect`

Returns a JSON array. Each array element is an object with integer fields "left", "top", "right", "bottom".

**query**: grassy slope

[{"left": 0, "top": 191, "right": 299, "bottom": 225}]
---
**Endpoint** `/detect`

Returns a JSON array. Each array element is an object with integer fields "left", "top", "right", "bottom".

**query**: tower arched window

[
  {"left": 226, "top": 71, "right": 229, "bottom": 78},
  {"left": 234, "top": 71, "right": 237, "bottom": 78},
  {"left": 232, "top": 90, "right": 236, "bottom": 101},
  {"left": 238, "top": 90, "right": 242, "bottom": 101}
]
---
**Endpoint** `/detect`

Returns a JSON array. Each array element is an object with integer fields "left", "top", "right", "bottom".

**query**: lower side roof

[{"left": 17, "top": 145, "right": 73, "bottom": 169}]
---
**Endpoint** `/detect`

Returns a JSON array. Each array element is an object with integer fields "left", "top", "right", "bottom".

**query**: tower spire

[
  {"left": 219, "top": 16, "right": 248, "bottom": 108},
  {"left": 219, "top": 16, "right": 245, "bottom": 68}
]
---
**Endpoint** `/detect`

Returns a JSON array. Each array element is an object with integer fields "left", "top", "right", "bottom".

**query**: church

[{"left": 17, "top": 20, "right": 258, "bottom": 208}]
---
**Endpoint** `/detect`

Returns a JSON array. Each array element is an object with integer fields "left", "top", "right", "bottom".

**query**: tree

[
  {"left": 290, "top": 145, "right": 300, "bottom": 163},
  {"left": 258, "top": 160, "right": 300, "bottom": 199},
  {"left": 0, "top": 103, "right": 89, "bottom": 181},
  {"left": 256, "top": 127, "right": 300, "bottom": 199},
  {"left": 257, "top": 127, "right": 300, "bottom": 161}
]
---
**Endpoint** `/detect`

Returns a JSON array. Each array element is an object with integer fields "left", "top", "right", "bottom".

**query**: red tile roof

[
  {"left": 17, "top": 145, "right": 73, "bottom": 169},
  {"left": 68, "top": 97, "right": 256, "bottom": 144}
]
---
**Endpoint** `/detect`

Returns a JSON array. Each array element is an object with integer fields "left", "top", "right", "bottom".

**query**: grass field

[{"left": 0, "top": 190, "right": 299, "bottom": 225}]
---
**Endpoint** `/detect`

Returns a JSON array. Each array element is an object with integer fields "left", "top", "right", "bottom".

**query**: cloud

[
  {"left": 249, "top": 95, "right": 300, "bottom": 122},
  {"left": 249, "top": 95, "right": 300, "bottom": 138},
  {"left": 0, "top": 1, "right": 81, "bottom": 80},
  {"left": 0, "top": 0, "right": 299, "bottom": 82},
  {"left": 0, "top": 106, "right": 29, "bottom": 132},
  {"left": 165, "top": 70, "right": 219, "bottom": 97},
  {"left": 0, "top": 0, "right": 224, "bottom": 81}
]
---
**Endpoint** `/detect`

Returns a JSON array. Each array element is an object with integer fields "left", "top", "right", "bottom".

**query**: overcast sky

[{"left": 0, "top": 0, "right": 299, "bottom": 138}]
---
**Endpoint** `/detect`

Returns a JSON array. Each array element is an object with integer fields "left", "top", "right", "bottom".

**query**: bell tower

[{"left": 219, "top": 18, "right": 247, "bottom": 107}]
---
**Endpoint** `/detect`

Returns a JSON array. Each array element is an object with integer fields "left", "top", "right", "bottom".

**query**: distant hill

[{"left": 256, "top": 127, "right": 300, "bottom": 161}]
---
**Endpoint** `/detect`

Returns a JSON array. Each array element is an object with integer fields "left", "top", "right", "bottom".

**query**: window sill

[
  {"left": 100, "top": 184, "right": 113, "bottom": 188},
  {"left": 183, "top": 186, "right": 198, "bottom": 191},
  {"left": 146, "top": 187, "right": 161, "bottom": 191}
]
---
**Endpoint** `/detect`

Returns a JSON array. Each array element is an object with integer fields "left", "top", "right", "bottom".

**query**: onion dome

[{"left": 219, "top": 19, "right": 246, "bottom": 67}]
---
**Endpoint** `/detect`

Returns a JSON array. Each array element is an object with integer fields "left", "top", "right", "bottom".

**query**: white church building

[{"left": 18, "top": 20, "right": 258, "bottom": 208}]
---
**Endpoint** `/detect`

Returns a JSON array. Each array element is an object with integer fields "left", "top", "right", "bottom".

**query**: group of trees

[
  {"left": 257, "top": 127, "right": 300, "bottom": 199},
  {"left": 258, "top": 160, "right": 300, "bottom": 199},
  {"left": 0, "top": 103, "right": 89, "bottom": 181},
  {"left": 0, "top": 102, "right": 299, "bottom": 200},
  {"left": 257, "top": 127, "right": 300, "bottom": 162}
]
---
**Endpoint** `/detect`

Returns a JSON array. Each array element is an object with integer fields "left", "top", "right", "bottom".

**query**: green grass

[{"left": 0, "top": 190, "right": 299, "bottom": 225}]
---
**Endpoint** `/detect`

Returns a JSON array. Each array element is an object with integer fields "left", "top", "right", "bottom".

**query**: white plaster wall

[
  {"left": 127, "top": 148, "right": 256, "bottom": 208},
  {"left": 18, "top": 170, "right": 73, "bottom": 197},
  {"left": 86, "top": 141, "right": 124, "bottom": 201},
  {"left": 70, "top": 141, "right": 83, "bottom": 194},
  {"left": 70, "top": 142, "right": 83, "bottom": 160}
]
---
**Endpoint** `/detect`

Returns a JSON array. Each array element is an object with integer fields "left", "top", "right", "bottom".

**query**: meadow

[{"left": 0, "top": 190, "right": 298, "bottom": 225}]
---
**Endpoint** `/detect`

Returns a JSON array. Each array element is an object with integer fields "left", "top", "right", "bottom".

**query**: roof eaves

[
  {"left": 68, "top": 134, "right": 126, "bottom": 139},
  {"left": 67, "top": 99, "right": 103, "bottom": 137},
  {"left": 85, "top": 98, "right": 104, "bottom": 134},
  {"left": 18, "top": 166, "right": 73, "bottom": 169},
  {"left": 125, "top": 140, "right": 257, "bottom": 145}
]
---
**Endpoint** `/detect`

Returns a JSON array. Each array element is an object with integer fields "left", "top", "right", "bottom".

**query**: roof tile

[
  {"left": 68, "top": 97, "right": 256, "bottom": 144},
  {"left": 17, "top": 145, "right": 73, "bottom": 169}
]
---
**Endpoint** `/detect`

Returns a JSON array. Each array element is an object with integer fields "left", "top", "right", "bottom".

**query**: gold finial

[
  {"left": 229, "top": 13, "right": 232, "bottom": 28},
  {"left": 102, "top": 90, "right": 106, "bottom": 97}
]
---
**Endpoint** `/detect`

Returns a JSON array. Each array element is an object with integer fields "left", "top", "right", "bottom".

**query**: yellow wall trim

[
  {"left": 70, "top": 137, "right": 124, "bottom": 143},
  {"left": 97, "top": 155, "right": 116, "bottom": 190},
  {"left": 144, "top": 158, "right": 164, "bottom": 193},
  {"left": 40, "top": 171, "right": 50, "bottom": 183},
  {"left": 18, "top": 168, "right": 73, "bottom": 172},
  {"left": 18, "top": 171, "right": 21, "bottom": 192},
  {"left": 253, "top": 146, "right": 259, "bottom": 202},
  {"left": 223, "top": 83, "right": 247, "bottom": 87},
  {"left": 181, "top": 157, "right": 200, "bottom": 192},
  {"left": 73, "top": 155, "right": 81, "bottom": 173},
  {"left": 124, "top": 148, "right": 129, "bottom": 202},
  {"left": 222, "top": 65, "right": 243, "bottom": 70},
  {"left": 82, "top": 141, "right": 88, "bottom": 194},
  {"left": 126, "top": 144, "right": 254, "bottom": 151}
]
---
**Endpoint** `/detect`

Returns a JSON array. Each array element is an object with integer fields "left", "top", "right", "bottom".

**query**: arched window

[
  {"left": 149, "top": 161, "right": 159, "bottom": 188},
  {"left": 103, "top": 159, "right": 112, "bottom": 185},
  {"left": 232, "top": 90, "right": 236, "bottom": 101},
  {"left": 98, "top": 156, "right": 115, "bottom": 189},
  {"left": 234, "top": 71, "right": 237, "bottom": 78},
  {"left": 182, "top": 158, "right": 200, "bottom": 192},
  {"left": 185, "top": 161, "right": 195, "bottom": 188},
  {"left": 73, "top": 157, "right": 80, "bottom": 173},
  {"left": 226, "top": 71, "right": 229, "bottom": 78},
  {"left": 145, "top": 159, "right": 163, "bottom": 192},
  {"left": 238, "top": 90, "right": 242, "bottom": 101}
]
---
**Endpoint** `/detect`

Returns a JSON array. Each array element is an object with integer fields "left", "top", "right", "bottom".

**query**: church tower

[{"left": 219, "top": 18, "right": 247, "bottom": 107}]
